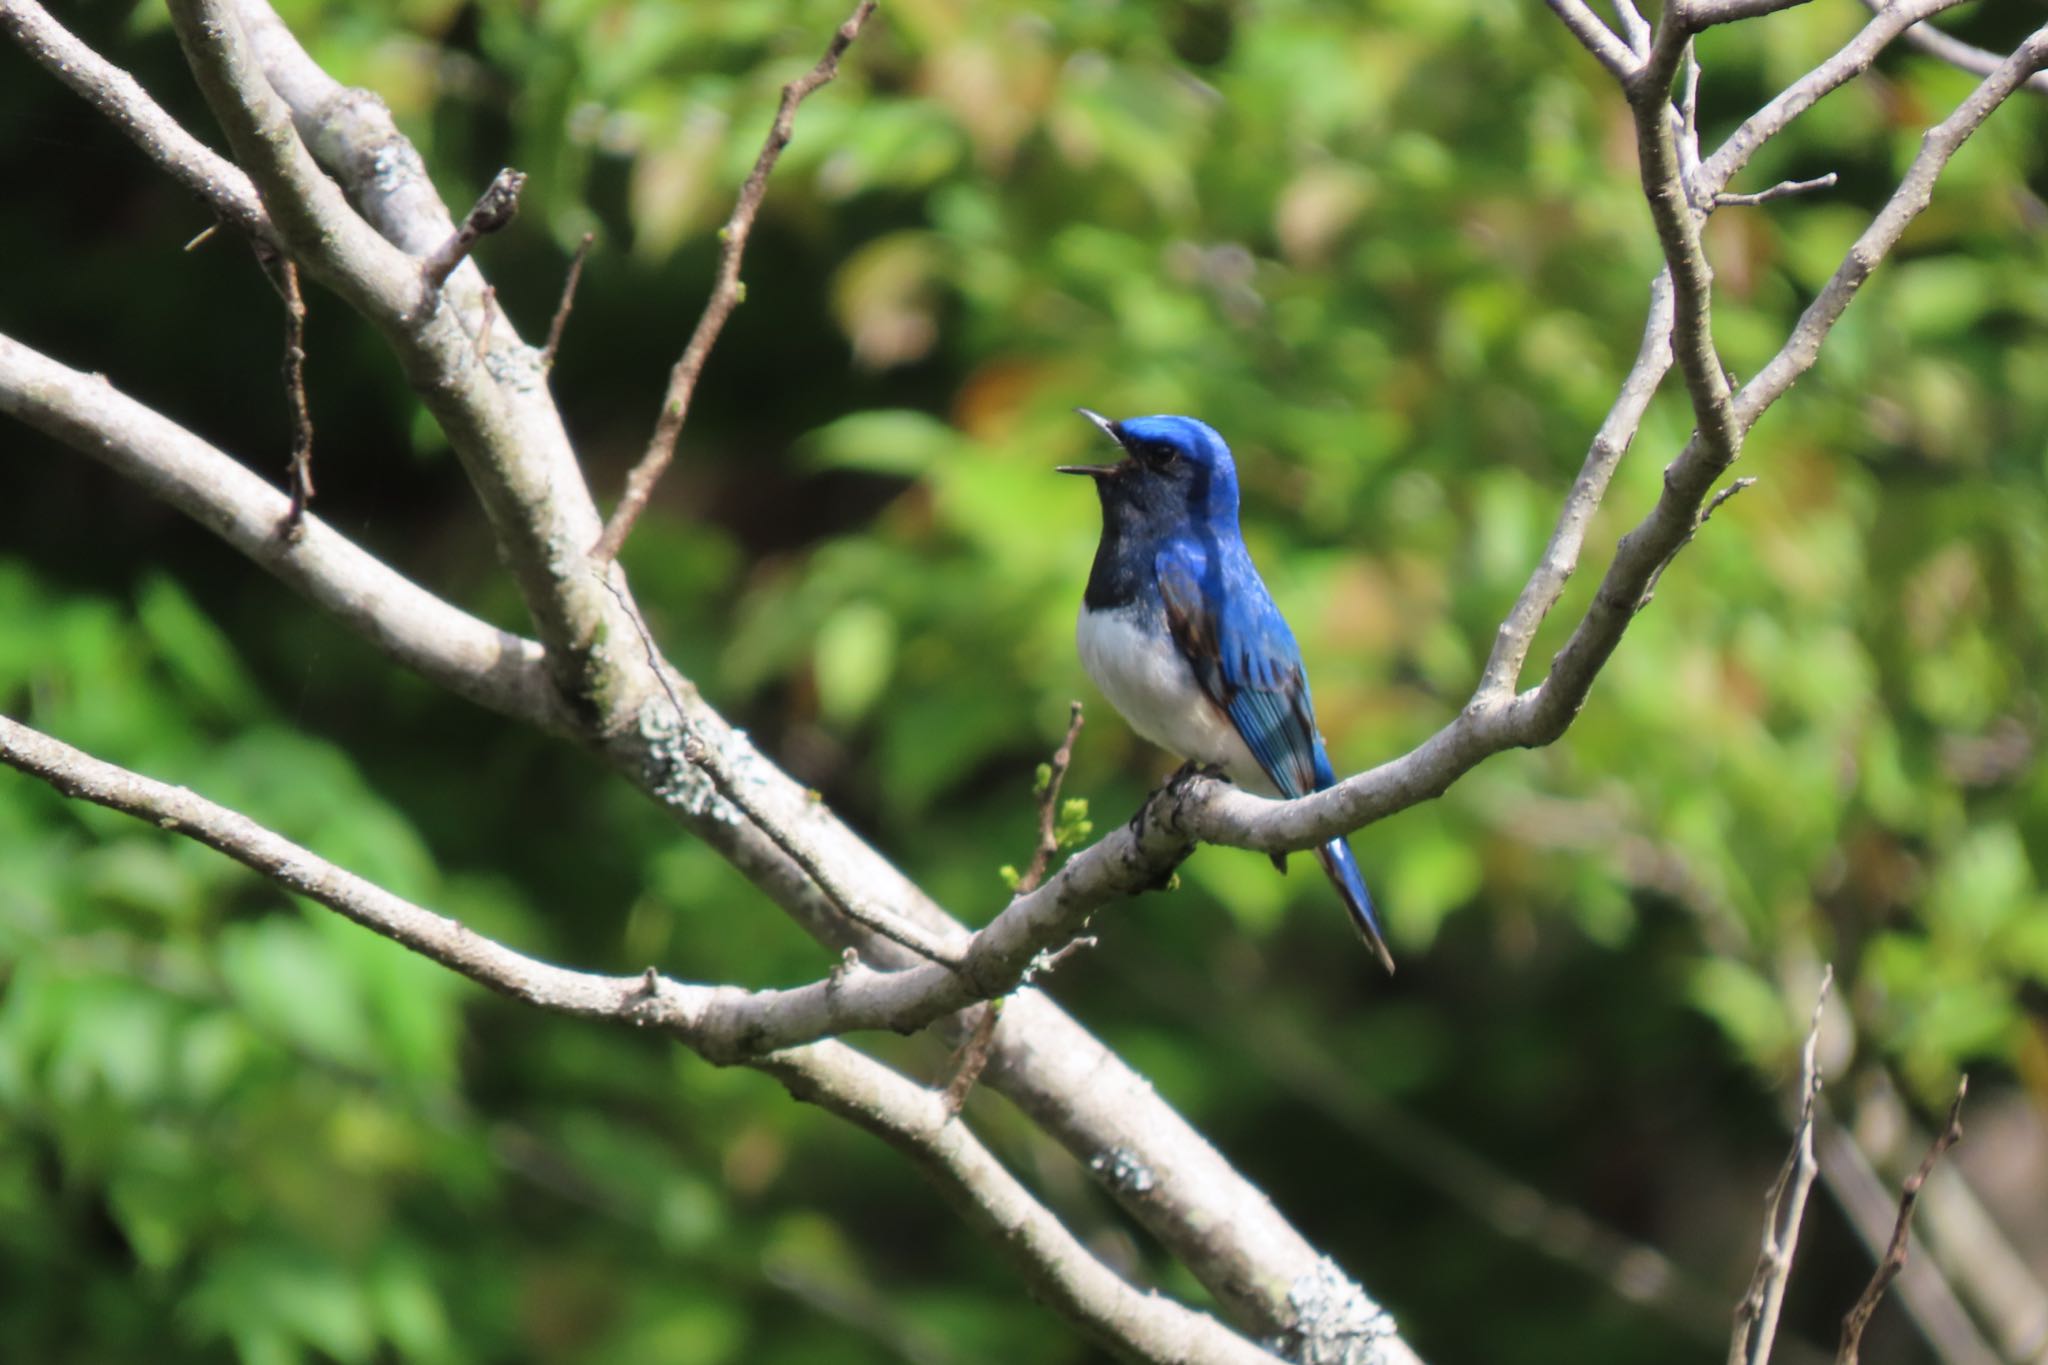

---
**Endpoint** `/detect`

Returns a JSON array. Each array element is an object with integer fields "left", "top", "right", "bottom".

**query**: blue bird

[{"left": 1060, "top": 410, "right": 1394, "bottom": 973}]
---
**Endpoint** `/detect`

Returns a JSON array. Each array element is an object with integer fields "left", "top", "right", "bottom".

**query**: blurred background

[{"left": 3, "top": 0, "right": 2046, "bottom": 1361}]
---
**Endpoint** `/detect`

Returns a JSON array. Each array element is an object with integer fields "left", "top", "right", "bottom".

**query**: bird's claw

[{"left": 1129, "top": 761, "right": 1225, "bottom": 837}]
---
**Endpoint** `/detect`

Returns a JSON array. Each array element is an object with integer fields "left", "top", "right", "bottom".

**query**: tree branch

[
  {"left": 1698, "top": 0, "right": 1974, "bottom": 198},
  {"left": 543, "top": 232, "right": 596, "bottom": 371},
  {"left": 166, "top": 0, "right": 653, "bottom": 722},
  {"left": 1837, "top": 1077, "right": 1968, "bottom": 1365},
  {"left": 0, "top": 331, "right": 560, "bottom": 728},
  {"left": 0, "top": 0, "right": 276, "bottom": 246},
  {"left": 1814, "top": 1078, "right": 2005, "bottom": 1365},
  {"left": 224, "top": 0, "right": 488, "bottom": 309},
  {"left": 1683, "top": 0, "right": 1816, "bottom": 27},
  {"left": 163, "top": 0, "right": 414, "bottom": 317},
  {"left": 1542, "top": 0, "right": 1640, "bottom": 81},
  {"left": 1714, "top": 173, "right": 1837, "bottom": 207},
  {"left": 1164, "top": 15, "right": 2048, "bottom": 867},
  {"left": 1729, "top": 967, "right": 1832, "bottom": 1365},
  {"left": 1734, "top": 23, "right": 2048, "bottom": 421},
  {"left": 1019, "top": 701, "right": 1087, "bottom": 895},
  {"left": 29, "top": 5, "right": 2034, "bottom": 1358},
  {"left": 0, "top": 712, "right": 1287, "bottom": 1365},
  {"left": 420, "top": 167, "right": 527, "bottom": 295},
  {"left": 1630, "top": 7, "right": 1742, "bottom": 480},
  {"left": 275, "top": 256, "right": 315, "bottom": 531},
  {"left": 760, "top": 1043, "right": 1290, "bottom": 1365},
  {"left": 591, "top": 0, "right": 879, "bottom": 562},
  {"left": 1859, "top": 0, "right": 2048, "bottom": 98},
  {"left": 1477, "top": 270, "right": 1674, "bottom": 700}
]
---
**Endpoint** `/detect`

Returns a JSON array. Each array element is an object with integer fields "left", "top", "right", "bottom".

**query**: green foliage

[{"left": 5, "top": 0, "right": 2048, "bottom": 1361}]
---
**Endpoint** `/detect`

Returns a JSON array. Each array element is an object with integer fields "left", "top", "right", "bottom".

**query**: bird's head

[{"left": 1058, "top": 411, "right": 1241, "bottom": 525}]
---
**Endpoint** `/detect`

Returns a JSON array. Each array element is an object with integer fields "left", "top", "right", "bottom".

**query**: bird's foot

[{"left": 1129, "top": 761, "right": 1227, "bottom": 837}]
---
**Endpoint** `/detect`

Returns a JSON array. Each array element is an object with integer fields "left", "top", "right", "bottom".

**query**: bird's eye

[{"left": 1139, "top": 441, "right": 1179, "bottom": 468}]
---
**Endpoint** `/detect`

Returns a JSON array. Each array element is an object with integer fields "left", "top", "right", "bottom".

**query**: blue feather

[{"left": 1064, "top": 412, "right": 1394, "bottom": 972}]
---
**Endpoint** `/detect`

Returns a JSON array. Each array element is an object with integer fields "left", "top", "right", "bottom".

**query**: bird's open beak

[{"left": 1058, "top": 407, "right": 1125, "bottom": 477}]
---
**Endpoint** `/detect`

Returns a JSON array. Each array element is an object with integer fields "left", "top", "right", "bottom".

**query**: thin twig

[
  {"left": 279, "top": 259, "right": 314, "bottom": 534},
  {"left": 943, "top": 702, "right": 1088, "bottom": 1116},
  {"left": 1730, "top": 966, "right": 1833, "bottom": 1365},
  {"left": 1716, "top": 174, "right": 1838, "bottom": 207},
  {"left": 1837, "top": 1077, "right": 1969, "bottom": 1365},
  {"left": 1640, "top": 475, "right": 1756, "bottom": 604},
  {"left": 420, "top": 167, "right": 526, "bottom": 294},
  {"left": 941, "top": 1000, "right": 1003, "bottom": 1117},
  {"left": 542, "top": 232, "right": 595, "bottom": 370},
  {"left": 591, "top": 0, "right": 879, "bottom": 562},
  {"left": 1020, "top": 701, "right": 1085, "bottom": 895}
]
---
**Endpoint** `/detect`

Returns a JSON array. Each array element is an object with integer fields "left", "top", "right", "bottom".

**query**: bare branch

[
  {"left": 421, "top": 167, "right": 527, "bottom": 294},
  {"left": 163, "top": 0, "right": 414, "bottom": 319},
  {"left": 0, "top": 331, "right": 560, "bottom": 728},
  {"left": 1543, "top": 0, "right": 1640, "bottom": 81},
  {"left": 0, "top": 713, "right": 1287, "bottom": 1365},
  {"left": 760, "top": 1042, "right": 1290, "bottom": 1365},
  {"left": 591, "top": 0, "right": 879, "bottom": 562},
  {"left": 1735, "top": 25, "right": 2048, "bottom": 422},
  {"left": 1814, "top": 1104, "right": 2005, "bottom": 1365},
  {"left": 1630, "top": 9, "right": 1742, "bottom": 480},
  {"left": 0, "top": 0, "right": 275, "bottom": 245},
  {"left": 1699, "top": 0, "right": 1973, "bottom": 199},
  {"left": 278, "top": 258, "right": 315, "bottom": 532},
  {"left": 1640, "top": 475, "right": 1756, "bottom": 602},
  {"left": 170, "top": 0, "right": 649, "bottom": 716},
  {"left": 1715, "top": 173, "right": 1837, "bottom": 207},
  {"left": 941, "top": 999, "right": 1004, "bottom": 1117},
  {"left": 1682, "top": 0, "right": 1816, "bottom": 27},
  {"left": 1612, "top": 0, "right": 1653, "bottom": 59},
  {"left": 1837, "top": 1078, "right": 1969, "bottom": 1365},
  {"left": 543, "top": 232, "right": 597, "bottom": 370},
  {"left": 1730, "top": 966, "right": 1832, "bottom": 1365},
  {"left": 225, "top": 0, "right": 492, "bottom": 320},
  {"left": 1860, "top": 0, "right": 2048, "bottom": 97},
  {"left": 604, "top": 579, "right": 965, "bottom": 967},
  {"left": 1478, "top": 270, "right": 1674, "bottom": 699}
]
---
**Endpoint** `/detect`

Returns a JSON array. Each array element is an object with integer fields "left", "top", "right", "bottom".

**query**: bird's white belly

[{"left": 1076, "top": 605, "right": 1274, "bottom": 794}]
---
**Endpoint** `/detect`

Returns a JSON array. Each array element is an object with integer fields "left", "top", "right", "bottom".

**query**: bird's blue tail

[{"left": 1312, "top": 837, "right": 1395, "bottom": 975}]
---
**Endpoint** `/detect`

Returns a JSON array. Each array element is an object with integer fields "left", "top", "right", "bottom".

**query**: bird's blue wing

[
  {"left": 1156, "top": 535, "right": 1394, "bottom": 971},
  {"left": 1154, "top": 538, "right": 1321, "bottom": 798}
]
